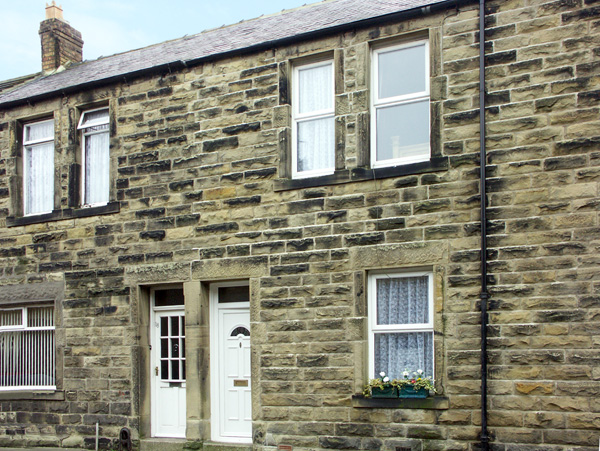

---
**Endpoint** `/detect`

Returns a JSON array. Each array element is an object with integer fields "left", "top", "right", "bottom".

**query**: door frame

[
  {"left": 150, "top": 287, "right": 186, "bottom": 438},
  {"left": 209, "top": 281, "right": 251, "bottom": 444}
]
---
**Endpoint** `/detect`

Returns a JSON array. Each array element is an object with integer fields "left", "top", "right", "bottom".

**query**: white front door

[
  {"left": 151, "top": 288, "right": 186, "bottom": 438},
  {"left": 210, "top": 283, "right": 252, "bottom": 443}
]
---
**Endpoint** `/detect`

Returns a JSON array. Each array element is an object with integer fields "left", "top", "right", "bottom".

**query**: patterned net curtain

[{"left": 374, "top": 275, "right": 433, "bottom": 379}]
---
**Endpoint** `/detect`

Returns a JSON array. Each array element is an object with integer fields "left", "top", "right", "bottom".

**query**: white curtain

[
  {"left": 84, "top": 127, "right": 110, "bottom": 205},
  {"left": 374, "top": 276, "right": 433, "bottom": 378},
  {"left": 296, "top": 63, "right": 334, "bottom": 173},
  {"left": 298, "top": 64, "right": 332, "bottom": 114},
  {"left": 25, "top": 143, "right": 54, "bottom": 215},
  {"left": 297, "top": 117, "right": 334, "bottom": 172}
]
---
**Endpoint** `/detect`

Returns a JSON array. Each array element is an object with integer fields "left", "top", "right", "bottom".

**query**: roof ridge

[{"left": 0, "top": 0, "right": 455, "bottom": 108}]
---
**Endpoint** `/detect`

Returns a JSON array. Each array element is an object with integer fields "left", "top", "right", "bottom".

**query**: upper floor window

[
  {"left": 368, "top": 270, "right": 434, "bottom": 379},
  {"left": 23, "top": 119, "right": 54, "bottom": 215},
  {"left": 292, "top": 59, "right": 335, "bottom": 179},
  {"left": 0, "top": 305, "right": 55, "bottom": 390},
  {"left": 78, "top": 108, "right": 109, "bottom": 207},
  {"left": 371, "top": 39, "right": 430, "bottom": 168}
]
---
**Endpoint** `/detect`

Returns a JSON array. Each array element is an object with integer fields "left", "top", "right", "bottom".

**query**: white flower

[
  {"left": 402, "top": 371, "right": 409, "bottom": 377},
  {"left": 379, "top": 372, "right": 386, "bottom": 378},
  {"left": 383, "top": 376, "right": 390, "bottom": 383},
  {"left": 417, "top": 369, "right": 423, "bottom": 375}
]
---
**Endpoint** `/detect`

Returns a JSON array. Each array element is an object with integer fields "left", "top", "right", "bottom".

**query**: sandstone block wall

[{"left": 0, "top": 0, "right": 598, "bottom": 449}]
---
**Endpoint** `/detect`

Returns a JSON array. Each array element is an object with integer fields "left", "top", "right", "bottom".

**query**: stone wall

[{"left": 0, "top": 0, "right": 598, "bottom": 449}]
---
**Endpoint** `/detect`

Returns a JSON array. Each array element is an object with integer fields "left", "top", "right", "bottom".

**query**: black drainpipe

[{"left": 478, "top": 0, "right": 490, "bottom": 450}]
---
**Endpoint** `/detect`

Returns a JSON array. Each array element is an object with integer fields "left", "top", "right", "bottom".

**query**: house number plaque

[{"left": 234, "top": 379, "right": 248, "bottom": 387}]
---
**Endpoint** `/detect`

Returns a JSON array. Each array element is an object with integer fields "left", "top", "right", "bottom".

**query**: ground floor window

[
  {"left": 368, "top": 270, "right": 434, "bottom": 379},
  {"left": 0, "top": 305, "right": 55, "bottom": 390}
]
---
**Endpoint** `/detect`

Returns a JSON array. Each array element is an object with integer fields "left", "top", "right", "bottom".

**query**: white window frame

[
  {"left": 368, "top": 270, "right": 434, "bottom": 379},
  {"left": 23, "top": 119, "right": 54, "bottom": 216},
  {"left": 291, "top": 59, "right": 335, "bottom": 179},
  {"left": 371, "top": 39, "right": 430, "bottom": 168},
  {"left": 78, "top": 107, "right": 110, "bottom": 207},
  {"left": 0, "top": 305, "right": 56, "bottom": 391}
]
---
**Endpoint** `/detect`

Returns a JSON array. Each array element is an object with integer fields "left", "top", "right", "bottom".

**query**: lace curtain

[
  {"left": 374, "top": 275, "right": 433, "bottom": 378},
  {"left": 296, "top": 63, "right": 334, "bottom": 173},
  {"left": 25, "top": 142, "right": 54, "bottom": 215},
  {"left": 84, "top": 125, "right": 110, "bottom": 205}
]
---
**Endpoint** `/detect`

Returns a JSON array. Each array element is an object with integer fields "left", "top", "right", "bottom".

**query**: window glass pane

[
  {"left": 231, "top": 327, "right": 250, "bottom": 337},
  {"left": 84, "top": 129, "right": 110, "bottom": 205},
  {"left": 0, "top": 310, "right": 22, "bottom": 328},
  {"left": 79, "top": 109, "right": 109, "bottom": 128},
  {"left": 155, "top": 289, "right": 184, "bottom": 307},
  {"left": 171, "top": 316, "right": 179, "bottom": 336},
  {"left": 378, "top": 44, "right": 426, "bottom": 99},
  {"left": 374, "top": 332, "right": 433, "bottom": 379},
  {"left": 376, "top": 275, "right": 429, "bottom": 325},
  {"left": 218, "top": 286, "right": 249, "bottom": 303},
  {"left": 171, "top": 359, "right": 180, "bottom": 380},
  {"left": 160, "top": 317, "right": 168, "bottom": 337},
  {"left": 161, "top": 338, "right": 168, "bottom": 359},
  {"left": 298, "top": 63, "right": 333, "bottom": 114},
  {"left": 25, "top": 142, "right": 54, "bottom": 215},
  {"left": 27, "top": 306, "right": 53, "bottom": 328},
  {"left": 297, "top": 116, "right": 334, "bottom": 173},
  {"left": 376, "top": 100, "right": 429, "bottom": 162},
  {"left": 25, "top": 121, "right": 53, "bottom": 142}
]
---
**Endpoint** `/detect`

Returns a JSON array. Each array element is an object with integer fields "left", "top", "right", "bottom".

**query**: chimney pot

[{"left": 45, "top": 1, "right": 64, "bottom": 20}]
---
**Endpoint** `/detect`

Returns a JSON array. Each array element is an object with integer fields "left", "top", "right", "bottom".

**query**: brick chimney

[{"left": 39, "top": 1, "right": 83, "bottom": 73}]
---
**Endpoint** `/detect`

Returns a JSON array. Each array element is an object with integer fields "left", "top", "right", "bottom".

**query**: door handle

[{"left": 155, "top": 366, "right": 159, "bottom": 376}]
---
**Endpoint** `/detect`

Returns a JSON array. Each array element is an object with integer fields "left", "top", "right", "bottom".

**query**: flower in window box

[
  {"left": 393, "top": 369, "right": 436, "bottom": 398},
  {"left": 363, "top": 372, "right": 398, "bottom": 398}
]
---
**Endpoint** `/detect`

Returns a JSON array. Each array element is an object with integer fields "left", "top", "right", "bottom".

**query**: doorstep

[
  {"left": 140, "top": 437, "right": 186, "bottom": 451},
  {"left": 202, "top": 442, "right": 253, "bottom": 451}
]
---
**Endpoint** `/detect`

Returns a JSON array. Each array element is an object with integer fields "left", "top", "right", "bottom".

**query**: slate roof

[
  {"left": 0, "top": 73, "right": 38, "bottom": 94},
  {"left": 0, "top": 0, "right": 459, "bottom": 108}
]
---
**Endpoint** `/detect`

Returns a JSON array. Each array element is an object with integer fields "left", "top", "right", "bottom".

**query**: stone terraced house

[{"left": 0, "top": 0, "right": 598, "bottom": 450}]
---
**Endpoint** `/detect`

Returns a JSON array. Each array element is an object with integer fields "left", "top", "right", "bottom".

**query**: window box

[
  {"left": 352, "top": 394, "right": 448, "bottom": 410},
  {"left": 398, "top": 386, "right": 429, "bottom": 399},
  {"left": 371, "top": 385, "right": 398, "bottom": 398}
]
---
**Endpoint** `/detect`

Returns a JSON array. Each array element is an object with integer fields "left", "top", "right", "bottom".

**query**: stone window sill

[
  {"left": 273, "top": 157, "right": 448, "bottom": 191},
  {"left": 352, "top": 394, "right": 449, "bottom": 409},
  {"left": 7, "top": 202, "right": 120, "bottom": 227},
  {"left": 0, "top": 390, "right": 64, "bottom": 401}
]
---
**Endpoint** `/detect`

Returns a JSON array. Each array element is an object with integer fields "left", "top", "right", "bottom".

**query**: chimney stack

[{"left": 39, "top": 1, "right": 83, "bottom": 73}]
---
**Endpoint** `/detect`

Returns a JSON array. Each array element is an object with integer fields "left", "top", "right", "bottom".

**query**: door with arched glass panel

[{"left": 210, "top": 283, "right": 251, "bottom": 443}]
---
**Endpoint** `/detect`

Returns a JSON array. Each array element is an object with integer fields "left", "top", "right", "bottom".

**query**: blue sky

[{"left": 0, "top": 0, "right": 321, "bottom": 81}]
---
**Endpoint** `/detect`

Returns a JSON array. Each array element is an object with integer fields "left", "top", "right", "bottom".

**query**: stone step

[
  {"left": 138, "top": 438, "right": 253, "bottom": 451},
  {"left": 202, "top": 442, "right": 252, "bottom": 451},
  {"left": 140, "top": 438, "right": 186, "bottom": 451}
]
